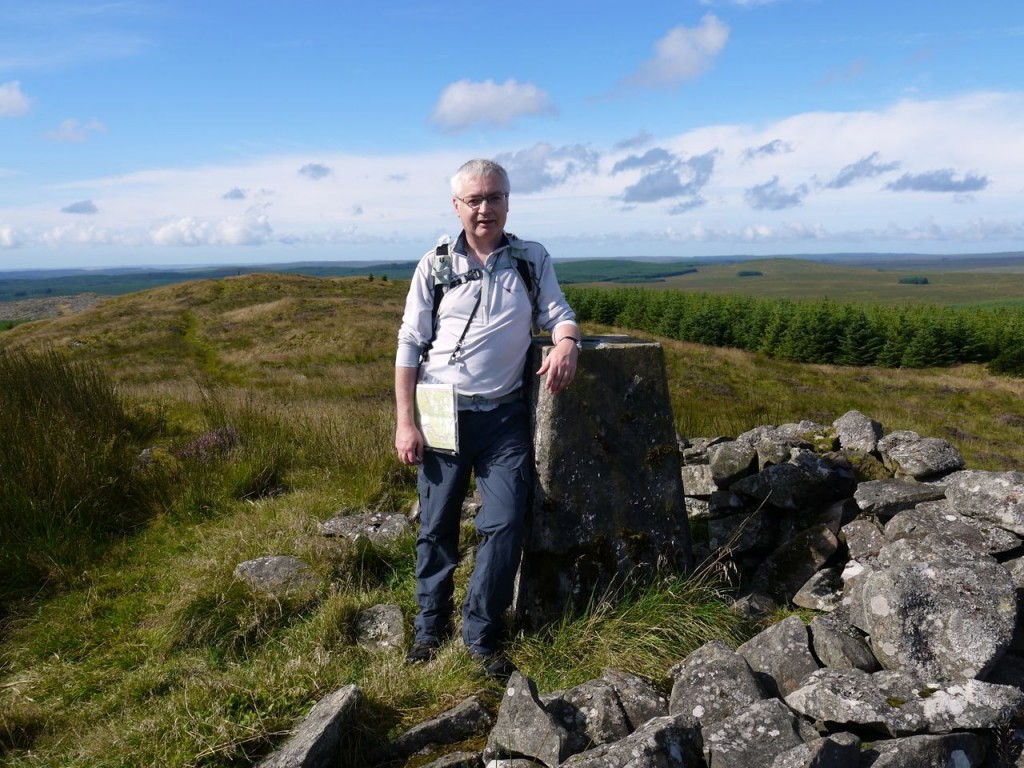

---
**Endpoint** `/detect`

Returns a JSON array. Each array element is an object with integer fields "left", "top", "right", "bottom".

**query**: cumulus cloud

[
  {"left": 298, "top": 163, "right": 332, "bottom": 180},
  {"left": 743, "top": 139, "right": 794, "bottom": 162},
  {"left": 623, "top": 14, "right": 729, "bottom": 88},
  {"left": 0, "top": 226, "right": 19, "bottom": 248},
  {"left": 885, "top": 169, "right": 989, "bottom": 193},
  {"left": 61, "top": 200, "right": 99, "bottom": 215},
  {"left": 0, "top": 81, "right": 32, "bottom": 117},
  {"left": 47, "top": 118, "right": 106, "bottom": 142},
  {"left": 150, "top": 206, "right": 273, "bottom": 247},
  {"left": 614, "top": 131, "right": 653, "bottom": 151},
  {"left": 494, "top": 143, "right": 599, "bottom": 193},
  {"left": 612, "top": 148, "right": 676, "bottom": 174},
  {"left": 222, "top": 187, "right": 247, "bottom": 200},
  {"left": 619, "top": 150, "right": 717, "bottom": 206},
  {"left": 430, "top": 79, "right": 556, "bottom": 133},
  {"left": 825, "top": 152, "right": 901, "bottom": 189},
  {"left": 745, "top": 176, "right": 808, "bottom": 210}
]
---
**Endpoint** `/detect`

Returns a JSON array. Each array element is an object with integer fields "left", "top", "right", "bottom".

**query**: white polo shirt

[{"left": 395, "top": 232, "right": 577, "bottom": 401}]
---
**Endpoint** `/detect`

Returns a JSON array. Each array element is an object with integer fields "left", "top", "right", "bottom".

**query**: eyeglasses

[{"left": 455, "top": 192, "right": 508, "bottom": 210}]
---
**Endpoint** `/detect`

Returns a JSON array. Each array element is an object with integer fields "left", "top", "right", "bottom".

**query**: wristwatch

[{"left": 559, "top": 336, "right": 583, "bottom": 351}]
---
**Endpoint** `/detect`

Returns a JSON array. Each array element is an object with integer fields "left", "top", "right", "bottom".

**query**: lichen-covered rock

[
  {"left": 858, "top": 733, "right": 988, "bottom": 767},
  {"left": 737, "top": 615, "right": 820, "bottom": 697},
  {"left": 485, "top": 672, "right": 570, "bottom": 768},
  {"left": 877, "top": 430, "right": 965, "bottom": 480},
  {"left": 317, "top": 512, "right": 412, "bottom": 543},
  {"left": 784, "top": 668, "right": 1024, "bottom": 736},
  {"left": 682, "top": 463, "right": 717, "bottom": 497},
  {"left": 833, "top": 411, "right": 883, "bottom": 453},
  {"left": 233, "top": 555, "right": 314, "bottom": 595},
  {"left": 792, "top": 567, "right": 842, "bottom": 612},
  {"left": 354, "top": 604, "right": 404, "bottom": 650},
  {"left": 708, "top": 441, "right": 759, "bottom": 488},
  {"left": 770, "top": 731, "right": 860, "bottom": 768},
  {"left": 668, "top": 640, "right": 766, "bottom": 727},
  {"left": 944, "top": 470, "right": 1024, "bottom": 536},
  {"left": 257, "top": 685, "right": 361, "bottom": 768},
  {"left": 384, "top": 696, "right": 492, "bottom": 761},
  {"left": 703, "top": 698, "right": 805, "bottom": 768},
  {"left": 751, "top": 524, "right": 839, "bottom": 603},
  {"left": 708, "top": 508, "right": 779, "bottom": 555},
  {"left": 541, "top": 678, "right": 630, "bottom": 756},
  {"left": 853, "top": 479, "right": 946, "bottom": 522},
  {"left": 884, "top": 501, "right": 1022, "bottom": 556},
  {"left": 859, "top": 535, "right": 1017, "bottom": 680},
  {"left": 559, "top": 713, "right": 703, "bottom": 768},
  {"left": 730, "top": 450, "right": 845, "bottom": 513},
  {"left": 601, "top": 668, "right": 668, "bottom": 732},
  {"left": 809, "top": 613, "right": 880, "bottom": 673},
  {"left": 841, "top": 518, "right": 886, "bottom": 562}
]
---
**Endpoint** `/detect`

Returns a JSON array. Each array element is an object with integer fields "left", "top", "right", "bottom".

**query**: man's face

[{"left": 452, "top": 172, "right": 509, "bottom": 246}]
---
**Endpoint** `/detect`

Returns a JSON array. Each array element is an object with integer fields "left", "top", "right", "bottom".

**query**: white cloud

[
  {"left": 0, "top": 80, "right": 31, "bottom": 116},
  {"left": 623, "top": 14, "right": 729, "bottom": 88},
  {"left": 47, "top": 117, "right": 107, "bottom": 142},
  {"left": 430, "top": 79, "right": 556, "bottom": 133}
]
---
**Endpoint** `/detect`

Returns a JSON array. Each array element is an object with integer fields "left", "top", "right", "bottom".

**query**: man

[{"left": 394, "top": 158, "right": 581, "bottom": 679}]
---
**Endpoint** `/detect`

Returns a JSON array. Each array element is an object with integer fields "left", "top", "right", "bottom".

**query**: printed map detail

[{"left": 414, "top": 384, "right": 458, "bottom": 454}]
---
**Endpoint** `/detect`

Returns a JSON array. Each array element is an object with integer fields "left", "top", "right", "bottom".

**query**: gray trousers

[{"left": 413, "top": 400, "right": 530, "bottom": 654}]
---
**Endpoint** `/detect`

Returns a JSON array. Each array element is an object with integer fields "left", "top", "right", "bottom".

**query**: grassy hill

[{"left": 2, "top": 273, "right": 1024, "bottom": 766}]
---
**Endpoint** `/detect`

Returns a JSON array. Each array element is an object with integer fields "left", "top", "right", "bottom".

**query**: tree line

[{"left": 564, "top": 286, "right": 1024, "bottom": 376}]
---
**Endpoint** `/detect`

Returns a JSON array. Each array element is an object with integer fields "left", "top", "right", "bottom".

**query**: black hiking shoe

[
  {"left": 470, "top": 651, "right": 517, "bottom": 682},
  {"left": 405, "top": 639, "right": 441, "bottom": 664}
]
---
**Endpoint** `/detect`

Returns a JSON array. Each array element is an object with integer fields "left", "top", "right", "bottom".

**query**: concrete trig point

[{"left": 515, "top": 335, "right": 693, "bottom": 629}]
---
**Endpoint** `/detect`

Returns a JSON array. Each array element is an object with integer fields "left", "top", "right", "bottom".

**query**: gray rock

[
  {"left": 813, "top": 499, "right": 859, "bottom": 535},
  {"left": 732, "top": 592, "right": 778, "bottom": 621},
  {"left": 841, "top": 519, "right": 886, "bottom": 562},
  {"left": 601, "top": 668, "right": 668, "bottom": 731},
  {"left": 833, "top": 411, "right": 883, "bottom": 454},
  {"left": 541, "top": 678, "right": 630, "bottom": 756},
  {"left": 703, "top": 698, "right": 806, "bottom": 768},
  {"left": 884, "top": 501, "right": 1022, "bottom": 556},
  {"left": 355, "top": 604, "right": 404, "bottom": 651},
  {"left": 709, "top": 441, "right": 759, "bottom": 488},
  {"left": 859, "top": 536, "right": 1017, "bottom": 680},
  {"left": 708, "top": 508, "right": 779, "bottom": 555},
  {"left": 877, "top": 431, "right": 964, "bottom": 480},
  {"left": 839, "top": 559, "right": 876, "bottom": 634},
  {"left": 233, "top": 555, "right": 314, "bottom": 595},
  {"left": 257, "top": 684, "right": 361, "bottom": 768},
  {"left": 793, "top": 567, "right": 843, "bottom": 612},
  {"left": 519, "top": 338, "right": 693, "bottom": 628},
  {"left": 731, "top": 450, "right": 844, "bottom": 513},
  {"left": 853, "top": 479, "right": 946, "bottom": 522},
  {"left": 685, "top": 497, "right": 711, "bottom": 520},
  {"left": 737, "top": 615, "right": 820, "bottom": 697},
  {"left": 784, "top": 668, "right": 1024, "bottom": 736},
  {"left": 752, "top": 524, "right": 840, "bottom": 603},
  {"left": 944, "top": 470, "right": 1024, "bottom": 536},
  {"left": 385, "top": 696, "right": 492, "bottom": 760},
  {"left": 858, "top": 733, "right": 988, "bottom": 767},
  {"left": 668, "top": 640, "right": 766, "bottom": 727},
  {"left": 317, "top": 512, "right": 412, "bottom": 543},
  {"left": 682, "top": 463, "right": 718, "bottom": 497},
  {"left": 770, "top": 731, "right": 860, "bottom": 768},
  {"left": 486, "top": 672, "right": 570, "bottom": 768},
  {"left": 708, "top": 489, "right": 749, "bottom": 519},
  {"left": 809, "top": 613, "right": 881, "bottom": 673},
  {"left": 559, "top": 713, "right": 704, "bottom": 768},
  {"left": 422, "top": 751, "right": 482, "bottom": 768}
]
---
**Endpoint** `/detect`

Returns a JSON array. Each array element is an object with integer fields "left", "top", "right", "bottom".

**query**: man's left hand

[{"left": 536, "top": 339, "right": 578, "bottom": 394}]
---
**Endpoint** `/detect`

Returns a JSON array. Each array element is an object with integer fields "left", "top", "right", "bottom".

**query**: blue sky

[{"left": 1, "top": 1, "right": 1023, "bottom": 269}]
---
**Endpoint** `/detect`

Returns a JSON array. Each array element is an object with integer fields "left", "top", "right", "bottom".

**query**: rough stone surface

[
  {"left": 559, "top": 713, "right": 703, "bottom": 768},
  {"left": 769, "top": 731, "right": 860, "bottom": 768},
  {"left": 542, "top": 679, "right": 631, "bottom": 756},
  {"left": 858, "top": 733, "right": 988, "bottom": 767},
  {"left": 752, "top": 524, "right": 839, "bottom": 603},
  {"left": 840, "top": 518, "right": 886, "bottom": 561},
  {"left": 668, "top": 640, "right": 766, "bottom": 727},
  {"left": 486, "top": 672, "right": 570, "bottom": 768},
  {"left": 833, "top": 410, "right": 883, "bottom": 453},
  {"left": 257, "top": 684, "right": 361, "bottom": 768},
  {"left": 708, "top": 441, "right": 758, "bottom": 488},
  {"left": 233, "top": 555, "right": 314, "bottom": 595},
  {"left": 422, "top": 752, "right": 482, "bottom": 768},
  {"left": 730, "top": 450, "right": 844, "bottom": 513},
  {"left": 877, "top": 430, "right": 965, "bottom": 479},
  {"left": 853, "top": 479, "right": 946, "bottom": 522},
  {"left": 737, "top": 615, "right": 820, "bottom": 698},
  {"left": 784, "top": 668, "right": 1024, "bottom": 736},
  {"left": 518, "top": 337, "right": 692, "bottom": 628},
  {"left": 944, "top": 469, "right": 1024, "bottom": 536},
  {"left": 682, "top": 463, "right": 717, "bottom": 497},
  {"left": 317, "top": 512, "right": 412, "bottom": 543},
  {"left": 600, "top": 668, "right": 668, "bottom": 732},
  {"left": 792, "top": 567, "right": 842, "bottom": 612},
  {"left": 703, "top": 698, "right": 805, "bottom": 768},
  {"left": 354, "top": 604, "right": 404, "bottom": 651},
  {"left": 809, "top": 613, "right": 880, "bottom": 673},
  {"left": 384, "top": 696, "right": 492, "bottom": 761},
  {"left": 859, "top": 535, "right": 1017, "bottom": 680},
  {"left": 884, "top": 501, "right": 1022, "bottom": 556}
]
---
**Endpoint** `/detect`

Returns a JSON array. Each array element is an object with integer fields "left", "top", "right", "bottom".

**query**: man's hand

[
  {"left": 395, "top": 422, "right": 425, "bottom": 465},
  {"left": 536, "top": 337, "right": 578, "bottom": 394}
]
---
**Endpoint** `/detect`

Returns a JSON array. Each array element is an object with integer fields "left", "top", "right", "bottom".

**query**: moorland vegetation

[{"left": 2, "top": 271, "right": 1024, "bottom": 766}]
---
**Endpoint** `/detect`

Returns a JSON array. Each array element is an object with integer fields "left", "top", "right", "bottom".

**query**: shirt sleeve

[
  {"left": 533, "top": 246, "right": 577, "bottom": 333},
  {"left": 395, "top": 253, "right": 436, "bottom": 368}
]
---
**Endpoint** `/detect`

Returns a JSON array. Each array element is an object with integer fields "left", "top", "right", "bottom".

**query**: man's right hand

[{"left": 395, "top": 423, "right": 425, "bottom": 465}]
